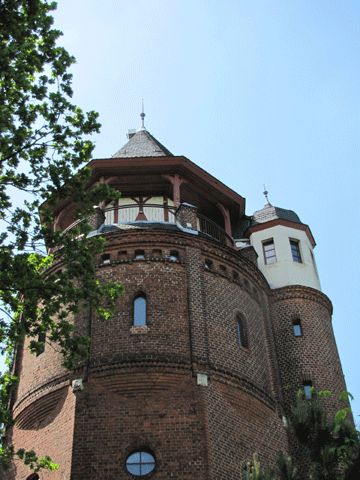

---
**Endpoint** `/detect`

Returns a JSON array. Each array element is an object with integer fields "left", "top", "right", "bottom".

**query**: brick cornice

[
  {"left": 270, "top": 285, "right": 333, "bottom": 315},
  {"left": 96, "top": 227, "right": 270, "bottom": 291},
  {"left": 13, "top": 374, "right": 71, "bottom": 418}
]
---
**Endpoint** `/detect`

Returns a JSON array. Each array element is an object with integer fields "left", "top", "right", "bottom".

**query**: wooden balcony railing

[{"left": 63, "top": 204, "right": 234, "bottom": 247}]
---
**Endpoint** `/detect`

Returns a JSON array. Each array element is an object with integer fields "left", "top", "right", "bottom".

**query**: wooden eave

[
  {"left": 247, "top": 219, "right": 316, "bottom": 247},
  {"left": 88, "top": 155, "right": 245, "bottom": 215}
]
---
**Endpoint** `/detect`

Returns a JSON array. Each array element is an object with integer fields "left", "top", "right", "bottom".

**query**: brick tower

[{"left": 8, "top": 116, "right": 347, "bottom": 479}]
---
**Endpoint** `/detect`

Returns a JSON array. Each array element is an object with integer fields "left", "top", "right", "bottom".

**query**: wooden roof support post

[
  {"left": 217, "top": 203, "right": 233, "bottom": 242},
  {"left": 163, "top": 174, "right": 186, "bottom": 207}
]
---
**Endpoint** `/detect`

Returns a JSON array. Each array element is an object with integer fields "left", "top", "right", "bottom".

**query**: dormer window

[
  {"left": 263, "top": 239, "right": 276, "bottom": 264},
  {"left": 290, "top": 239, "right": 302, "bottom": 263}
]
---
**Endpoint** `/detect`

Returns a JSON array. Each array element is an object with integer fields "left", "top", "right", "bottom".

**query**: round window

[{"left": 126, "top": 451, "right": 156, "bottom": 477}]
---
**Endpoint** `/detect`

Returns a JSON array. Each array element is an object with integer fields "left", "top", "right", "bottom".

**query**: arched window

[
  {"left": 292, "top": 318, "right": 303, "bottom": 337},
  {"left": 236, "top": 316, "right": 249, "bottom": 349},
  {"left": 133, "top": 295, "right": 147, "bottom": 327},
  {"left": 303, "top": 380, "right": 313, "bottom": 400},
  {"left": 26, "top": 474, "right": 39, "bottom": 480},
  {"left": 242, "top": 465, "right": 249, "bottom": 480}
]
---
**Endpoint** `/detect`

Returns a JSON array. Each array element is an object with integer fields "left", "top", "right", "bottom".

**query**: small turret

[{"left": 248, "top": 200, "right": 320, "bottom": 290}]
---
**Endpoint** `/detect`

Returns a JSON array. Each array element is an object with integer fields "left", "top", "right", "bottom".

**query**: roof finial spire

[
  {"left": 140, "top": 98, "right": 146, "bottom": 130},
  {"left": 263, "top": 184, "right": 271, "bottom": 206}
]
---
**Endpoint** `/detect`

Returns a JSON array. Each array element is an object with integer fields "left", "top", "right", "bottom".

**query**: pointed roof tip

[
  {"left": 263, "top": 184, "right": 272, "bottom": 207},
  {"left": 112, "top": 105, "right": 173, "bottom": 158},
  {"left": 139, "top": 98, "right": 146, "bottom": 131},
  {"left": 112, "top": 128, "right": 173, "bottom": 158},
  {"left": 252, "top": 204, "right": 301, "bottom": 225}
]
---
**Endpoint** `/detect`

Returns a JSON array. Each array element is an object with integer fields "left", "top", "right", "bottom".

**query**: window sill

[{"left": 130, "top": 325, "right": 149, "bottom": 335}]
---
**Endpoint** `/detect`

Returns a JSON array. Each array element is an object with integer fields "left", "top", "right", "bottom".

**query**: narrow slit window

[
  {"left": 303, "top": 381, "right": 313, "bottom": 400},
  {"left": 263, "top": 239, "right": 277, "bottom": 264},
  {"left": 292, "top": 319, "right": 303, "bottom": 337},
  {"left": 290, "top": 239, "right": 302, "bottom": 263},
  {"left": 133, "top": 295, "right": 147, "bottom": 327},
  {"left": 36, "top": 331, "right": 46, "bottom": 356},
  {"left": 242, "top": 466, "right": 249, "bottom": 480},
  {"left": 236, "top": 317, "right": 249, "bottom": 349},
  {"left": 204, "top": 259, "right": 213, "bottom": 269}
]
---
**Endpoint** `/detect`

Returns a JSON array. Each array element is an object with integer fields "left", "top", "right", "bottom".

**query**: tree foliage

[
  {"left": 0, "top": 0, "right": 122, "bottom": 472},
  {"left": 244, "top": 391, "right": 360, "bottom": 480}
]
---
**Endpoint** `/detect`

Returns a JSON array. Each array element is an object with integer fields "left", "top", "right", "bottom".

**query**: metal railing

[{"left": 197, "top": 213, "right": 233, "bottom": 246}]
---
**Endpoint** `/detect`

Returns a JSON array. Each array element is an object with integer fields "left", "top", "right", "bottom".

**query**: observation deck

[{"left": 63, "top": 202, "right": 235, "bottom": 248}]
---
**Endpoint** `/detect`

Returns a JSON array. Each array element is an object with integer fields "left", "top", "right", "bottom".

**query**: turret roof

[
  {"left": 112, "top": 129, "right": 173, "bottom": 158},
  {"left": 252, "top": 204, "right": 301, "bottom": 225}
]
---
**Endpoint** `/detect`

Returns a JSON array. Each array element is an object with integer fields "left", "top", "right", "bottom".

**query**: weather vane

[
  {"left": 140, "top": 98, "right": 145, "bottom": 130},
  {"left": 263, "top": 184, "right": 271, "bottom": 205}
]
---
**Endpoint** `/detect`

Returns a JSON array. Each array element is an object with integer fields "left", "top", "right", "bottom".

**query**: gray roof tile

[
  {"left": 112, "top": 129, "right": 173, "bottom": 158},
  {"left": 252, "top": 204, "right": 301, "bottom": 225}
]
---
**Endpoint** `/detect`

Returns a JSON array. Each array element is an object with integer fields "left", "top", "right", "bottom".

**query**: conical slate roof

[
  {"left": 112, "top": 129, "right": 173, "bottom": 158},
  {"left": 252, "top": 203, "right": 301, "bottom": 225}
]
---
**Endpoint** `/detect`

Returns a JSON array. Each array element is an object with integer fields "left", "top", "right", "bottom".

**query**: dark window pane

[
  {"left": 290, "top": 240, "right": 302, "bottom": 263},
  {"left": 237, "top": 319, "right": 248, "bottom": 348},
  {"left": 263, "top": 240, "right": 277, "bottom": 264}
]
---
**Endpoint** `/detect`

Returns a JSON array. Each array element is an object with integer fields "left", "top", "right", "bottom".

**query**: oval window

[{"left": 126, "top": 451, "right": 156, "bottom": 476}]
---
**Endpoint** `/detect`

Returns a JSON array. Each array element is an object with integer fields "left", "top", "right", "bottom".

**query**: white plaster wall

[{"left": 250, "top": 225, "right": 321, "bottom": 290}]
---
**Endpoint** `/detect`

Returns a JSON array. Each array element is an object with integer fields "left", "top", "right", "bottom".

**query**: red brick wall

[
  {"left": 8, "top": 229, "right": 348, "bottom": 479},
  {"left": 70, "top": 371, "right": 208, "bottom": 480},
  {"left": 270, "top": 286, "right": 347, "bottom": 414},
  {"left": 206, "top": 380, "right": 288, "bottom": 479},
  {"left": 10, "top": 386, "right": 75, "bottom": 480}
]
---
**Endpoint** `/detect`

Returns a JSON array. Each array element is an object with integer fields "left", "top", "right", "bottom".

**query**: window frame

[{"left": 262, "top": 239, "right": 277, "bottom": 265}]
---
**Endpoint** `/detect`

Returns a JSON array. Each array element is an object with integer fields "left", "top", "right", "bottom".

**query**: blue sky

[{"left": 53, "top": 1, "right": 360, "bottom": 422}]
